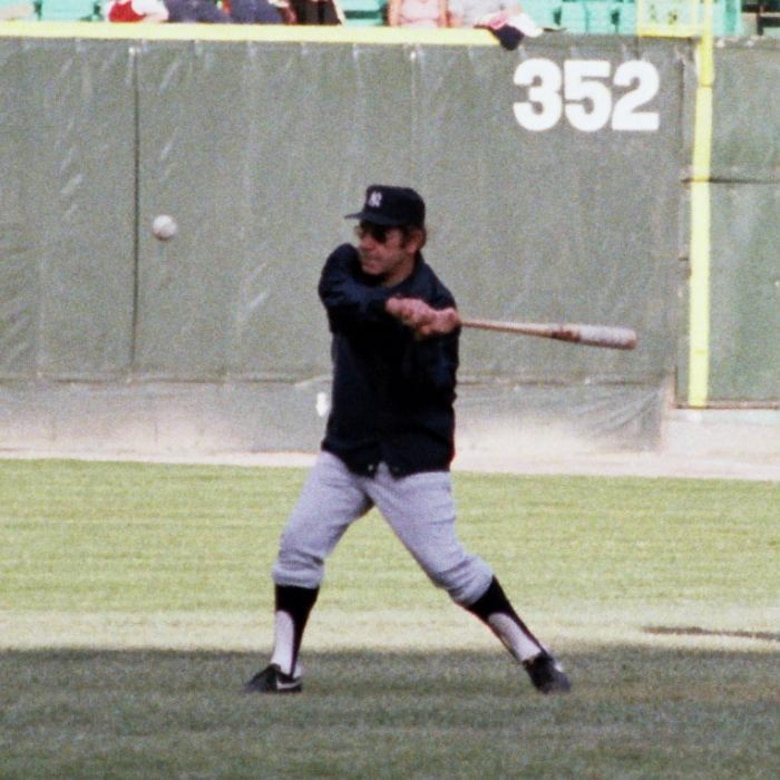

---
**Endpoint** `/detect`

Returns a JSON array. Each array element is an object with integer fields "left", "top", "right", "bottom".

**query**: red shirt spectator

[{"left": 107, "top": 0, "right": 169, "bottom": 21}]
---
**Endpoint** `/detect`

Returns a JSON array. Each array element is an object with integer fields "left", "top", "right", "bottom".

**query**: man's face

[{"left": 355, "top": 222, "right": 419, "bottom": 288}]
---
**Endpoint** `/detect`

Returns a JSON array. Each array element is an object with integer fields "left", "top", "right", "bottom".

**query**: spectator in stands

[
  {"left": 0, "top": 1, "right": 35, "bottom": 19},
  {"left": 387, "top": 0, "right": 448, "bottom": 27},
  {"left": 163, "top": 0, "right": 230, "bottom": 21},
  {"left": 447, "top": 0, "right": 519, "bottom": 28},
  {"left": 288, "top": 0, "right": 340, "bottom": 24},
  {"left": 106, "top": 0, "right": 170, "bottom": 22},
  {"left": 107, "top": 0, "right": 288, "bottom": 22},
  {"left": 226, "top": 0, "right": 285, "bottom": 22}
]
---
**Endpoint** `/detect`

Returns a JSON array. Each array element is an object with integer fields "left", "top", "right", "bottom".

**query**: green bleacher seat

[
  {"left": 751, "top": 0, "right": 780, "bottom": 36},
  {"left": 557, "top": 0, "right": 588, "bottom": 31},
  {"left": 722, "top": 0, "right": 743, "bottom": 34},
  {"left": 338, "top": 0, "right": 385, "bottom": 25},
  {"left": 613, "top": 0, "right": 636, "bottom": 33},
  {"left": 519, "top": 0, "right": 563, "bottom": 28},
  {"left": 584, "top": 0, "right": 620, "bottom": 32},
  {"left": 38, "top": 0, "right": 100, "bottom": 19},
  {"left": 638, "top": 0, "right": 742, "bottom": 35},
  {"left": 550, "top": 0, "right": 741, "bottom": 36}
]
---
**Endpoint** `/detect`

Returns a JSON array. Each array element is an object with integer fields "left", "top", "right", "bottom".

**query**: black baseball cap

[{"left": 345, "top": 185, "right": 426, "bottom": 228}]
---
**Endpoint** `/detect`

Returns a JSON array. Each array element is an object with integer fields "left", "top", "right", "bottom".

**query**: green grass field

[{"left": 1, "top": 459, "right": 777, "bottom": 778}]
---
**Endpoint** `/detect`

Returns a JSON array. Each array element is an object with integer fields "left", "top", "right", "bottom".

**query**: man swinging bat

[{"left": 245, "top": 185, "right": 571, "bottom": 695}]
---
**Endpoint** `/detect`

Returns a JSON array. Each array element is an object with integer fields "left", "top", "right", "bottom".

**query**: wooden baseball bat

[{"left": 460, "top": 318, "right": 637, "bottom": 350}]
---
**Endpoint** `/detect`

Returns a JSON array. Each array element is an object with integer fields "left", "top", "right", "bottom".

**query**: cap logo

[{"left": 345, "top": 185, "right": 425, "bottom": 227}]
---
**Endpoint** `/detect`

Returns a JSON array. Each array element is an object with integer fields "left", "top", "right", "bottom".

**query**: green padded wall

[
  {"left": 0, "top": 26, "right": 775, "bottom": 455},
  {"left": 708, "top": 40, "right": 779, "bottom": 403},
  {"left": 0, "top": 39, "right": 136, "bottom": 379}
]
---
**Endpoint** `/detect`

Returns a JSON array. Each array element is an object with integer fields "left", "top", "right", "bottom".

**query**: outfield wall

[
  {"left": 691, "top": 38, "right": 779, "bottom": 405},
  {"left": 0, "top": 25, "right": 777, "bottom": 456}
]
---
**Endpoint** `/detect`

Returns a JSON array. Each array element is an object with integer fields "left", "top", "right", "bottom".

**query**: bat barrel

[
  {"left": 460, "top": 318, "right": 637, "bottom": 350},
  {"left": 573, "top": 325, "right": 637, "bottom": 350}
]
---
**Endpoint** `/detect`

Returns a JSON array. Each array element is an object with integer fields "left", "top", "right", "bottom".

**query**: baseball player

[{"left": 245, "top": 185, "right": 570, "bottom": 695}]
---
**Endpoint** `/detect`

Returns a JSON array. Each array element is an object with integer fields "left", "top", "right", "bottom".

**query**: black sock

[
  {"left": 272, "top": 584, "right": 319, "bottom": 674},
  {"left": 466, "top": 577, "right": 544, "bottom": 660},
  {"left": 276, "top": 583, "right": 320, "bottom": 621}
]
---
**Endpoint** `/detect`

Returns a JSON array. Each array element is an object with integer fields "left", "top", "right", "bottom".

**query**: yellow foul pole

[{"left": 687, "top": 1, "right": 715, "bottom": 408}]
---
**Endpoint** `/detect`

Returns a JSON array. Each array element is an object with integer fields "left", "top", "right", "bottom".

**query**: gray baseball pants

[{"left": 272, "top": 451, "right": 494, "bottom": 606}]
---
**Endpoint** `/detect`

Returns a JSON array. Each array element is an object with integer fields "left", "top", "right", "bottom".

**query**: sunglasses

[{"left": 354, "top": 221, "right": 395, "bottom": 244}]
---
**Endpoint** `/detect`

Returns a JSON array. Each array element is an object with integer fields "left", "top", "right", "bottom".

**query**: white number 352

[{"left": 513, "top": 58, "right": 660, "bottom": 132}]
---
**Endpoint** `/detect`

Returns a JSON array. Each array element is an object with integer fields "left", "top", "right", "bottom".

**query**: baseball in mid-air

[{"left": 152, "top": 214, "right": 178, "bottom": 241}]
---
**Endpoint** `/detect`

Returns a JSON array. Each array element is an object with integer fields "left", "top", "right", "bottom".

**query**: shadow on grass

[{"left": 1, "top": 646, "right": 778, "bottom": 779}]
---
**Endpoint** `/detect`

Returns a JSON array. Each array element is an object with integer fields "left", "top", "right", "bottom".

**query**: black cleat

[
  {"left": 523, "top": 651, "right": 571, "bottom": 694},
  {"left": 244, "top": 663, "right": 302, "bottom": 694}
]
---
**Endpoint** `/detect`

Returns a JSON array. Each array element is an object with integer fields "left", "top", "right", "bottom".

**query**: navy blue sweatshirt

[{"left": 318, "top": 243, "right": 459, "bottom": 477}]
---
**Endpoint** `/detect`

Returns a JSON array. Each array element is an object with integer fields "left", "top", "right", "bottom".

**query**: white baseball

[{"left": 152, "top": 214, "right": 178, "bottom": 241}]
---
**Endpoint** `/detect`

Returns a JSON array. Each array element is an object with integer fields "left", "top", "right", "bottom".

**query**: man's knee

[
  {"left": 272, "top": 549, "right": 324, "bottom": 591},
  {"left": 427, "top": 556, "right": 494, "bottom": 606}
]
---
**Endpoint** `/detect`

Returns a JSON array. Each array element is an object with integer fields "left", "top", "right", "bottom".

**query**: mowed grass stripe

[{"left": 1, "top": 460, "right": 776, "bottom": 614}]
